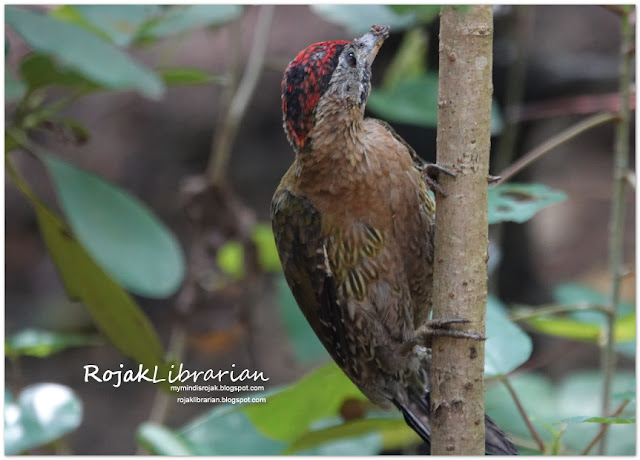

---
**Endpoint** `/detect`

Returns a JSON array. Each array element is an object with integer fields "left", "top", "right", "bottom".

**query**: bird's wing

[
  {"left": 271, "top": 188, "right": 350, "bottom": 368},
  {"left": 367, "top": 118, "right": 426, "bottom": 170}
]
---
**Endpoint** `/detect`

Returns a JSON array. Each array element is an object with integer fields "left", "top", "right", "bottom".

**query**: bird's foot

[
  {"left": 423, "top": 164, "right": 456, "bottom": 197},
  {"left": 487, "top": 174, "right": 501, "bottom": 184},
  {"left": 416, "top": 318, "right": 485, "bottom": 347}
]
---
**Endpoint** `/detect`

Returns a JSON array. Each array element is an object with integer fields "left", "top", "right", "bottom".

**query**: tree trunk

[{"left": 430, "top": 5, "right": 494, "bottom": 455}]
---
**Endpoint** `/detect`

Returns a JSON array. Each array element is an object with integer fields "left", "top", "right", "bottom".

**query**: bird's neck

[{"left": 296, "top": 97, "right": 368, "bottom": 180}]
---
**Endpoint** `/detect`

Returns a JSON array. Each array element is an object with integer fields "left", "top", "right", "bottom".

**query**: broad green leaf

[
  {"left": 563, "top": 416, "right": 635, "bottom": 424},
  {"left": 252, "top": 223, "right": 282, "bottom": 273},
  {"left": 285, "top": 417, "right": 414, "bottom": 454},
  {"left": 614, "top": 313, "right": 636, "bottom": 342},
  {"left": 5, "top": 68, "right": 26, "bottom": 102},
  {"left": 40, "top": 155, "right": 185, "bottom": 298},
  {"left": 556, "top": 371, "right": 635, "bottom": 455},
  {"left": 369, "top": 72, "right": 503, "bottom": 134},
  {"left": 19, "top": 53, "right": 101, "bottom": 92},
  {"left": 389, "top": 5, "right": 441, "bottom": 23},
  {"left": 137, "top": 423, "right": 195, "bottom": 455},
  {"left": 49, "top": 5, "right": 111, "bottom": 41},
  {"left": 181, "top": 404, "right": 285, "bottom": 455},
  {"left": 524, "top": 311, "right": 634, "bottom": 343},
  {"left": 6, "top": 159, "right": 166, "bottom": 369},
  {"left": 243, "top": 363, "right": 366, "bottom": 442},
  {"left": 6, "top": 7, "right": 164, "bottom": 99},
  {"left": 488, "top": 183, "right": 567, "bottom": 224},
  {"left": 5, "top": 383, "right": 82, "bottom": 455},
  {"left": 33, "top": 204, "right": 166, "bottom": 367},
  {"left": 485, "top": 295, "right": 532, "bottom": 377},
  {"left": 5, "top": 329, "right": 101, "bottom": 358},
  {"left": 553, "top": 283, "right": 634, "bottom": 325},
  {"left": 310, "top": 4, "right": 415, "bottom": 35},
  {"left": 158, "top": 67, "right": 221, "bottom": 86},
  {"left": 216, "top": 241, "right": 244, "bottom": 279},
  {"left": 485, "top": 373, "right": 558, "bottom": 445},
  {"left": 369, "top": 73, "right": 439, "bottom": 126},
  {"left": 276, "top": 275, "right": 328, "bottom": 364},
  {"left": 142, "top": 5, "right": 243, "bottom": 39},
  {"left": 525, "top": 316, "right": 601, "bottom": 341},
  {"left": 71, "top": 5, "right": 162, "bottom": 46}
]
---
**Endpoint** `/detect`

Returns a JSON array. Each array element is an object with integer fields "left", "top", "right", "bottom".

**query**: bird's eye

[{"left": 346, "top": 51, "right": 357, "bottom": 68}]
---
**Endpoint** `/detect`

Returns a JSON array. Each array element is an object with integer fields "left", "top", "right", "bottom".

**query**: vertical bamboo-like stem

[
  {"left": 431, "top": 5, "right": 494, "bottom": 455},
  {"left": 598, "top": 4, "right": 634, "bottom": 455}
]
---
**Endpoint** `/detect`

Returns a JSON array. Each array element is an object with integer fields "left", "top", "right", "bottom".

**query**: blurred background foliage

[{"left": 4, "top": 4, "right": 635, "bottom": 455}]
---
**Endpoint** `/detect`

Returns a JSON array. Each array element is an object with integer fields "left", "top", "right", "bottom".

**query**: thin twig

[
  {"left": 495, "top": 112, "right": 618, "bottom": 185},
  {"left": 493, "top": 5, "right": 533, "bottom": 174},
  {"left": 599, "top": 4, "right": 634, "bottom": 454},
  {"left": 500, "top": 376, "right": 546, "bottom": 453},
  {"left": 582, "top": 398, "right": 632, "bottom": 455},
  {"left": 206, "top": 5, "right": 275, "bottom": 185},
  {"left": 509, "top": 302, "right": 609, "bottom": 322}
]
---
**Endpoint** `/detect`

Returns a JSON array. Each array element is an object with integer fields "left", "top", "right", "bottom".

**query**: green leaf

[
  {"left": 5, "top": 67, "right": 26, "bottom": 102},
  {"left": 485, "top": 373, "right": 558, "bottom": 445},
  {"left": 369, "top": 73, "right": 439, "bottom": 126},
  {"left": 614, "top": 313, "right": 636, "bottom": 342},
  {"left": 525, "top": 315, "right": 601, "bottom": 341},
  {"left": 488, "top": 183, "right": 567, "bottom": 224},
  {"left": 252, "top": 223, "right": 282, "bottom": 273},
  {"left": 216, "top": 241, "right": 245, "bottom": 279},
  {"left": 137, "top": 423, "right": 195, "bottom": 455},
  {"left": 157, "top": 67, "right": 220, "bottom": 86},
  {"left": 20, "top": 53, "right": 101, "bottom": 92},
  {"left": 6, "top": 7, "right": 164, "bottom": 99},
  {"left": 141, "top": 5, "right": 243, "bottom": 39},
  {"left": 553, "top": 283, "right": 634, "bottom": 325},
  {"left": 34, "top": 203, "right": 165, "bottom": 366},
  {"left": 71, "top": 5, "right": 162, "bottom": 46},
  {"left": 181, "top": 404, "right": 285, "bottom": 455},
  {"left": 563, "top": 416, "right": 635, "bottom": 424},
  {"left": 7, "top": 159, "right": 167, "bottom": 369},
  {"left": 389, "top": 5, "right": 441, "bottom": 23},
  {"left": 276, "top": 275, "right": 328, "bottom": 364},
  {"left": 40, "top": 155, "right": 185, "bottom": 298},
  {"left": 243, "top": 363, "right": 366, "bottom": 442},
  {"left": 556, "top": 371, "right": 636, "bottom": 455},
  {"left": 5, "top": 383, "right": 83, "bottom": 455},
  {"left": 369, "top": 72, "right": 503, "bottom": 134},
  {"left": 310, "top": 4, "right": 416, "bottom": 35},
  {"left": 5, "top": 329, "right": 101, "bottom": 358},
  {"left": 49, "top": 5, "right": 111, "bottom": 41},
  {"left": 284, "top": 418, "right": 413, "bottom": 454},
  {"left": 485, "top": 295, "right": 532, "bottom": 377}
]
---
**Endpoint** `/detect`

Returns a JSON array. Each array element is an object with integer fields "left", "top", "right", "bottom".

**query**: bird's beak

[{"left": 354, "top": 24, "right": 390, "bottom": 67}]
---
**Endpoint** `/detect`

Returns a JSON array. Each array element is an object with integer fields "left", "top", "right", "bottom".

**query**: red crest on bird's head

[{"left": 281, "top": 40, "right": 350, "bottom": 151}]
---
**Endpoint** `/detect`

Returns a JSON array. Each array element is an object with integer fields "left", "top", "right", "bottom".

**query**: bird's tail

[{"left": 392, "top": 390, "right": 519, "bottom": 455}]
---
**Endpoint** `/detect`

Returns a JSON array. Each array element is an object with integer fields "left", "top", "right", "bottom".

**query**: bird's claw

[
  {"left": 416, "top": 318, "right": 486, "bottom": 347},
  {"left": 423, "top": 164, "right": 456, "bottom": 197}
]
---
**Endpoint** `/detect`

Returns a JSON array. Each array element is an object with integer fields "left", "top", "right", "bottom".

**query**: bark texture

[{"left": 430, "top": 5, "right": 494, "bottom": 455}]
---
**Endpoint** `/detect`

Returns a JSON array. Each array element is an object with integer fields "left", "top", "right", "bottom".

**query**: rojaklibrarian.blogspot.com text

[{"left": 83, "top": 363, "right": 269, "bottom": 388}]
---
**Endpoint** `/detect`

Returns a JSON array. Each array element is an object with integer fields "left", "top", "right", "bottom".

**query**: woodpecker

[{"left": 271, "top": 25, "right": 517, "bottom": 455}]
